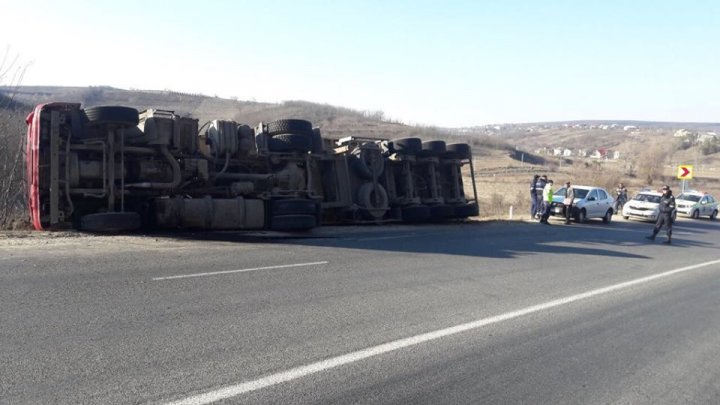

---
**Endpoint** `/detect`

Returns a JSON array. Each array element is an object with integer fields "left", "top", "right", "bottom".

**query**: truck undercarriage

[{"left": 26, "top": 103, "right": 478, "bottom": 232}]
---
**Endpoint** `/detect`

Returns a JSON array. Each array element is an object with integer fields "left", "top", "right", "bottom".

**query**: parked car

[
  {"left": 676, "top": 191, "right": 718, "bottom": 220},
  {"left": 549, "top": 185, "right": 614, "bottom": 223},
  {"left": 622, "top": 191, "right": 677, "bottom": 222}
]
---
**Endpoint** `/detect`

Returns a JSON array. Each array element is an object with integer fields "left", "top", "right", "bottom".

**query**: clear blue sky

[{"left": 2, "top": 0, "right": 718, "bottom": 127}]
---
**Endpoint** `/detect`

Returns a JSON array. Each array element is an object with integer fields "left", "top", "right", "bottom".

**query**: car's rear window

[
  {"left": 678, "top": 194, "right": 701, "bottom": 202},
  {"left": 633, "top": 194, "right": 661, "bottom": 203}
]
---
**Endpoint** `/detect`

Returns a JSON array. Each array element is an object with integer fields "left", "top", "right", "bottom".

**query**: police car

[
  {"left": 622, "top": 191, "right": 665, "bottom": 222},
  {"left": 675, "top": 191, "right": 718, "bottom": 220}
]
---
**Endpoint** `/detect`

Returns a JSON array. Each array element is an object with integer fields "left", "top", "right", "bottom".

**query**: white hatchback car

[
  {"left": 550, "top": 185, "right": 615, "bottom": 223},
  {"left": 676, "top": 191, "right": 718, "bottom": 219},
  {"left": 622, "top": 191, "right": 677, "bottom": 222}
]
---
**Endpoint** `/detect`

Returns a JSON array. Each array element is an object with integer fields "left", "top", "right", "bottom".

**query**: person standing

[
  {"left": 540, "top": 179, "right": 554, "bottom": 224},
  {"left": 563, "top": 181, "right": 575, "bottom": 224},
  {"left": 615, "top": 182, "right": 628, "bottom": 213},
  {"left": 529, "top": 175, "right": 540, "bottom": 220},
  {"left": 535, "top": 175, "right": 547, "bottom": 219},
  {"left": 646, "top": 185, "right": 676, "bottom": 244}
]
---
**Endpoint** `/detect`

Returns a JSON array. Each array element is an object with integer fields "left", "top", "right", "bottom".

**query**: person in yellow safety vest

[{"left": 540, "top": 179, "right": 554, "bottom": 224}]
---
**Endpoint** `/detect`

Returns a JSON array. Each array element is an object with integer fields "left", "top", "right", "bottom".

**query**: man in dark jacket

[
  {"left": 646, "top": 185, "right": 676, "bottom": 244},
  {"left": 563, "top": 181, "right": 575, "bottom": 224},
  {"left": 534, "top": 175, "right": 547, "bottom": 219},
  {"left": 530, "top": 175, "right": 540, "bottom": 220}
]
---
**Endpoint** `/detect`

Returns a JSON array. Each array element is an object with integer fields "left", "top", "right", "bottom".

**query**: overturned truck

[{"left": 26, "top": 103, "right": 478, "bottom": 232}]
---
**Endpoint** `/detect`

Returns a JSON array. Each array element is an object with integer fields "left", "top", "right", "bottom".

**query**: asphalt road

[{"left": 1, "top": 216, "right": 719, "bottom": 404}]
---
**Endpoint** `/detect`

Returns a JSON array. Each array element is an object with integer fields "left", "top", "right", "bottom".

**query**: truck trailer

[{"left": 26, "top": 103, "right": 478, "bottom": 232}]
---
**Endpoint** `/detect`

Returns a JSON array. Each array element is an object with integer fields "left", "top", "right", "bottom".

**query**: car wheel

[
  {"left": 577, "top": 208, "right": 587, "bottom": 223},
  {"left": 692, "top": 209, "right": 700, "bottom": 219},
  {"left": 623, "top": 216, "right": 629, "bottom": 220},
  {"left": 602, "top": 209, "right": 612, "bottom": 224},
  {"left": 711, "top": 210, "right": 718, "bottom": 220}
]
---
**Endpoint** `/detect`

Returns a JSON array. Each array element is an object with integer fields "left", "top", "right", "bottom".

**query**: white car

[
  {"left": 549, "top": 185, "right": 615, "bottom": 223},
  {"left": 622, "top": 191, "right": 676, "bottom": 222},
  {"left": 676, "top": 191, "right": 718, "bottom": 220}
]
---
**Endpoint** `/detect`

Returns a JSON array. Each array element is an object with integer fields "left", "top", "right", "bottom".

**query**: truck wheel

[
  {"left": 266, "top": 119, "right": 313, "bottom": 137},
  {"left": 445, "top": 143, "right": 471, "bottom": 159},
  {"left": 83, "top": 106, "right": 139, "bottom": 128},
  {"left": 402, "top": 205, "right": 431, "bottom": 222},
  {"left": 269, "top": 214, "right": 317, "bottom": 231},
  {"left": 269, "top": 199, "right": 319, "bottom": 216},
  {"left": 389, "top": 137, "right": 422, "bottom": 155},
  {"left": 80, "top": 212, "right": 141, "bottom": 233},
  {"left": 267, "top": 133, "right": 312, "bottom": 152},
  {"left": 453, "top": 203, "right": 479, "bottom": 218},
  {"left": 429, "top": 204, "right": 455, "bottom": 220},
  {"left": 419, "top": 140, "right": 447, "bottom": 156},
  {"left": 311, "top": 128, "right": 324, "bottom": 154}
]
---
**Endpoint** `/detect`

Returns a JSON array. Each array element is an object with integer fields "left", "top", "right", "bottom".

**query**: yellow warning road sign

[{"left": 677, "top": 165, "right": 693, "bottom": 179}]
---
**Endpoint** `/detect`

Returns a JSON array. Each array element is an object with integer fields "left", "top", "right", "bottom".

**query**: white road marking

[
  {"left": 353, "top": 234, "right": 418, "bottom": 241},
  {"left": 164, "top": 258, "right": 720, "bottom": 404},
  {"left": 152, "top": 261, "right": 328, "bottom": 281}
]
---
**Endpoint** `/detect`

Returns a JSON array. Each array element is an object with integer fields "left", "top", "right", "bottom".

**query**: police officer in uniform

[{"left": 646, "top": 185, "right": 676, "bottom": 244}]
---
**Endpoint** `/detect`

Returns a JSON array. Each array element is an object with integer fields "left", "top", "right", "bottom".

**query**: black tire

[
  {"left": 420, "top": 140, "right": 447, "bottom": 156},
  {"left": 623, "top": 216, "right": 629, "bottom": 220},
  {"left": 80, "top": 212, "right": 141, "bottom": 233},
  {"left": 268, "top": 199, "right": 319, "bottom": 216},
  {"left": 267, "top": 133, "right": 312, "bottom": 153},
  {"left": 429, "top": 204, "right": 455, "bottom": 220},
  {"left": 269, "top": 214, "right": 317, "bottom": 231},
  {"left": 692, "top": 209, "right": 700, "bottom": 219},
  {"left": 350, "top": 147, "right": 385, "bottom": 180},
  {"left": 311, "top": 128, "right": 324, "bottom": 154},
  {"left": 84, "top": 106, "right": 139, "bottom": 128},
  {"left": 445, "top": 143, "right": 471, "bottom": 159},
  {"left": 266, "top": 119, "right": 313, "bottom": 137},
  {"left": 389, "top": 137, "right": 422, "bottom": 155},
  {"left": 453, "top": 203, "right": 479, "bottom": 218},
  {"left": 576, "top": 208, "right": 587, "bottom": 223},
  {"left": 602, "top": 209, "right": 613, "bottom": 224},
  {"left": 402, "top": 205, "right": 431, "bottom": 222},
  {"left": 357, "top": 182, "right": 389, "bottom": 210},
  {"left": 710, "top": 210, "right": 718, "bottom": 220}
]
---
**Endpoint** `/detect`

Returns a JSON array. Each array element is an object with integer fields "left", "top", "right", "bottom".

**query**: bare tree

[{"left": 0, "top": 47, "right": 30, "bottom": 228}]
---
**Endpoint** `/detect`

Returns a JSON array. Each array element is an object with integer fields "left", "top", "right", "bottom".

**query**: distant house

[
  {"left": 698, "top": 132, "right": 718, "bottom": 142},
  {"left": 611, "top": 151, "right": 621, "bottom": 160},
  {"left": 553, "top": 147, "right": 564, "bottom": 156},
  {"left": 562, "top": 148, "right": 573, "bottom": 157},
  {"left": 623, "top": 125, "right": 638, "bottom": 131},
  {"left": 590, "top": 148, "right": 609, "bottom": 159},
  {"left": 674, "top": 129, "right": 692, "bottom": 137},
  {"left": 577, "top": 149, "right": 588, "bottom": 157}
]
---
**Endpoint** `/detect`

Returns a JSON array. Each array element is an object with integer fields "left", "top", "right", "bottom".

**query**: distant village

[{"left": 454, "top": 121, "right": 719, "bottom": 161}]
